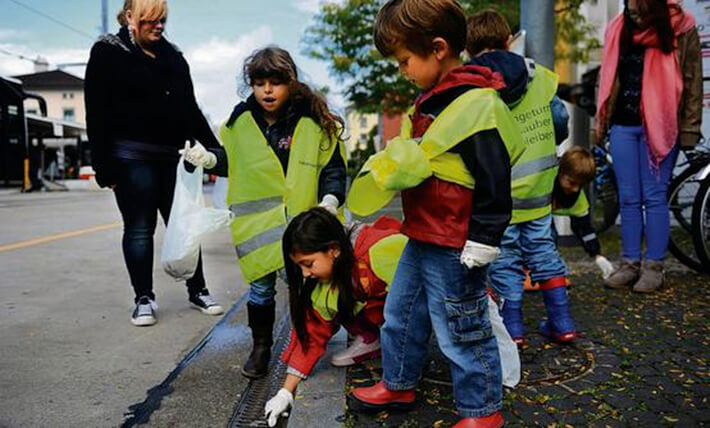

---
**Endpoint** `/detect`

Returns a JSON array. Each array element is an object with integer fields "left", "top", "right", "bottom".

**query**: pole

[
  {"left": 101, "top": 0, "right": 109, "bottom": 35},
  {"left": 520, "top": 0, "right": 555, "bottom": 69}
]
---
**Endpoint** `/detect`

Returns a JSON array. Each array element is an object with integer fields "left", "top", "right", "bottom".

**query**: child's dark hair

[
  {"left": 282, "top": 208, "right": 356, "bottom": 350},
  {"left": 559, "top": 146, "right": 596, "bottom": 184},
  {"left": 374, "top": 0, "right": 467, "bottom": 58},
  {"left": 466, "top": 9, "right": 512, "bottom": 57},
  {"left": 235, "top": 46, "right": 343, "bottom": 141}
]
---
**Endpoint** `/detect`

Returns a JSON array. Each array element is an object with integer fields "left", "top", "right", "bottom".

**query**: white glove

[
  {"left": 460, "top": 240, "right": 500, "bottom": 268},
  {"left": 264, "top": 388, "right": 293, "bottom": 427},
  {"left": 318, "top": 194, "right": 339, "bottom": 215},
  {"left": 595, "top": 255, "right": 614, "bottom": 279},
  {"left": 179, "top": 141, "right": 216, "bottom": 168}
]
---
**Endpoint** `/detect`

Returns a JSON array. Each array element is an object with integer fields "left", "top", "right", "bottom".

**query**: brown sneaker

[
  {"left": 632, "top": 260, "right": 665, "bottom": 293},
  {"left": 604, "top": 259, "right": 640, "bottom": 289}
]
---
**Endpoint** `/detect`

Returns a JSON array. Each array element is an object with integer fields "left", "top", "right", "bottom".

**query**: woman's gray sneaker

[
  {"left": 131, "top": 296, "right": 157, "bottom": 326},
  {"left": 632, "top": 260, "right": 665, "bottom": 293},
  {"left": 604, "top": 259, "right": 640, "bottom": 289},
  {"left": 189, "top": 290, "right": 224, "bottom": 315}
]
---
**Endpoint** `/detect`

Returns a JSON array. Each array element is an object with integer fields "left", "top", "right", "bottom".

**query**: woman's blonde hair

[{"left": 117, "top": 0, "right": 168, "bottom": 27}]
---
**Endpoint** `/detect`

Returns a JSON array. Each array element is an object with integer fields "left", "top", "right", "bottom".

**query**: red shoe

[
  {"left": 350, "top": 381, "right": 416, "bottom": 411},
  {"left": 452, "top": 411, "right": 504, "bottom": 428}
]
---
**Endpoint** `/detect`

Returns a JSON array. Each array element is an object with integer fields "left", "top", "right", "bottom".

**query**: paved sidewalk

[{"left": 344, "top": 231, "right": 709, "bottom": 427}]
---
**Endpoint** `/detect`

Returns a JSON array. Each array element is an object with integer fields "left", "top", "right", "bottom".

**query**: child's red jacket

[{"left": 280, "top": 216, "right": 402, "bottom": 376}]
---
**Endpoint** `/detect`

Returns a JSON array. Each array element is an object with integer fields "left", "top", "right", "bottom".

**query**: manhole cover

[{"left": 422, "top": 334, "right": 595, "bottom": 387}]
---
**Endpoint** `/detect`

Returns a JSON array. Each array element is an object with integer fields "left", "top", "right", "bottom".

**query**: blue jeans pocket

[{"left": 444, "top": 294, "right": 492, "bottom": 343}]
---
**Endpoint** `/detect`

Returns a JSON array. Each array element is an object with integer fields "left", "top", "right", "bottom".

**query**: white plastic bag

[
  {"left": 489, "top": 296, "right": 521, "bottom": 388},
  {"left": 211, "top": 176, "right": 229, "bottom": 210},
  {"left": 161, "top": 159, "right": 232, "bottom": 280}
]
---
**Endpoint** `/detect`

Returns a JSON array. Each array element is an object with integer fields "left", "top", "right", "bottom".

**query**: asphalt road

[{"left": 0, "top": 187, "right": 248, "bottom": 427}]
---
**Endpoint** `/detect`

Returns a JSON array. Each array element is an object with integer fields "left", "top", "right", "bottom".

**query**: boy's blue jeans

[
  {"left": 381, "top": 239, "right": 502, "bottom": 418},
  {"left": 609, "top": 125, "right": 679, "bottom": 261},
  {"left": 489, "top": 214, "right": 568, "bottom": 302}
]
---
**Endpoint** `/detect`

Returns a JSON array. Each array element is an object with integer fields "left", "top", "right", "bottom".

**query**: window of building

[
  {"left": 360, "top": 133, "right": 367, "bottom": 142},
  {"left": 359, "top": 117, "right": 367, "bottom": 128},
  {"left": 63, "top": 108, "right": 75, "bottom": 122},
  {"left": 26, "top": 109, "right": 37, "bottom": 115}
]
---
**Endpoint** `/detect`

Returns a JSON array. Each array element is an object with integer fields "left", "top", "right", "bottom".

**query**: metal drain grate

[{"left": 229, "top": 313, "right": 292, "bottom": 428}]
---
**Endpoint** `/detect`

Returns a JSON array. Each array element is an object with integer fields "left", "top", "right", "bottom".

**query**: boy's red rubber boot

[
  {"left": 539, "top": 277, "right": 576, "bottom": 343},
  {"left": 351, "top": 381, "right": 416, "bottom": 411},
  {"left": 452, "top": 411, "right": 504, "bottom": 428}
]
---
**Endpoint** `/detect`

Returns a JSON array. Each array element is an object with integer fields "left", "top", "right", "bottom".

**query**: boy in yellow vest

[
  {"left": 465, "top": 9, "right": 575, "bottom": 346},
  {"left": 348, "top": 1, "right": 523, "bottom": 426}
]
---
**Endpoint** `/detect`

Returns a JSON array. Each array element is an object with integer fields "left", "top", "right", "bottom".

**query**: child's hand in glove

[
  {"left": 317, "top": 194, "right": 339, "bottom": 215},
  {"left": 179, "top": 141, "right": 216, "bottom": 168},
  {"left": 460, "top": 240, "right": 500, "bottom": 268},
  {"left": 595, "top": 255, "right": 614, "bottom": 279},
  {"left": 264, "top": 388, "right": 293, "bottom": 427}
]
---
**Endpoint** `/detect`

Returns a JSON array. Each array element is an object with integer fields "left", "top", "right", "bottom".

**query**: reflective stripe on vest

[
  {"left": 510, "top": 65, "right": 559, "bottom": 224},
  {"left": 513, "top": 193, "right": 553, "bottom": 210},
  {"left": 235, "top": 224, "right": 287, "bottom": 258},
  {"left": 229, "top": 196, "right": 283, "bottom": 217},
  {"left": 347, "top": 88, "right": 523, "bottom": 216},
  {"left": 511, "top": 154, "right": 558, "bottom": 181},
  {"left": 221, "top": 113, "right": 343, "bottom": 283}
]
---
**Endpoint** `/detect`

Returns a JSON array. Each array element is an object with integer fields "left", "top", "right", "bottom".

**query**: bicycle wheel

[
  {"left": 668, "top": 163, "right": 704, "bottom": 232},
  {"left": 668, "top": 169, "right": 706, "bottom": 272},
  {"left": 591, "top": 174, "right": 619, "bottom": 233},
  {"left": 691, "top": 175, "right": 710, "bottom": 272}
]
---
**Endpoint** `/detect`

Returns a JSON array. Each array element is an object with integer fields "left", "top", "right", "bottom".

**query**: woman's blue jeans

[
  {"left": 609, "top": 125, "right": 679, "bottom": 261},
  {"left": 113, "top": 159, "right": 206, "bottom": 302},
  {"left": 380, "top": 239, "right": 502, "bottom": 418}
]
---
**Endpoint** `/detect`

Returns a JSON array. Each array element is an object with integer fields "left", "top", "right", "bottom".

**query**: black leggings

[{"left": 113, "top": 159, "right": 206, "bottom": 302}]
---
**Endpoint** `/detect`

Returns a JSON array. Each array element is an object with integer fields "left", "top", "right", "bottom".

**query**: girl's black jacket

[{"left": 84, "top": 26, "right": 220, "bottom": 187}]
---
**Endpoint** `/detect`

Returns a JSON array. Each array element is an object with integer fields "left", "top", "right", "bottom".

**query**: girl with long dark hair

[
  {"left": 181, "top": 47, "right": 347, "bottom": 379},
  {"left": 260, "top": 208, "right": 406, "bottom": 427},
  {"left": 596, "top": 0, "right": 701, "bottom": 292}
]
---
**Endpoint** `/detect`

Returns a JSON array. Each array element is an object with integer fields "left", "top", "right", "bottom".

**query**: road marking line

[{"left": 0, "top": 221, "right": 122, "bottom": 252}]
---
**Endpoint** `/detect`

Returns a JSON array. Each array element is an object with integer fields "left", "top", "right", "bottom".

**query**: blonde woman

[{"left": 85, "top": 0, "right": 223, "bottom": 326}]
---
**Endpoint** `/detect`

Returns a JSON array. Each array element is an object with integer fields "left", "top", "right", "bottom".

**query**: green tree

[{"left": 303, "top": 0, "right": 598, "bottom": 113}]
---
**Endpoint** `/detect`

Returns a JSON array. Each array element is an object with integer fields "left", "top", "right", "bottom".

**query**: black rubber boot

[{"left": 241, "top": 302, "right": 275, "bottom": 379}]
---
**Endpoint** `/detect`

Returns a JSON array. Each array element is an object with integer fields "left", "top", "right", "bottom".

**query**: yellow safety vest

[
  {"left": 311, "top": 233, "right": 408, "bottom": 321},
  {"left": 552, "top": 190, "right": 590, "bottom": 218},
  {"left": 347, "top": 88, "right": 523, "bottom": 216},
  {"left": 220, "top": 113, "right": 346, "bottom": 283},
  {"left": 509, "top": 65, "right": 560, "bottom": 223}
]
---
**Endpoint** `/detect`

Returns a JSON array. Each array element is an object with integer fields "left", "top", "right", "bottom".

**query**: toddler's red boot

[
  {"left": 452, "top": 411, "right": 504, "bottom": 428},
  {"left": 350, "top": 381, "right": 416, "bottom": 411}
]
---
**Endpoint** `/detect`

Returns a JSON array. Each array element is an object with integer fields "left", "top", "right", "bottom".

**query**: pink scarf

[{"left": 596, "top": 5, "right": 696, "bottom": 165}]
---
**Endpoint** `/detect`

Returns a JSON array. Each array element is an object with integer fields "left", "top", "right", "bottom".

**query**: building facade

[{"left": 14, "top": 70, "right": 85, "bottom": 124}]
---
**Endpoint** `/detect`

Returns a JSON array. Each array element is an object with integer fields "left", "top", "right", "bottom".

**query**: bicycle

[
  {"left": 691, "top": 155, "right": 710, "bottom": 270},
  {"left": 667, "top": 147, "right": 710, "bottom": 273},
  {"left": 591, "top": 142, "right": 619, "bottom": 234}
]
